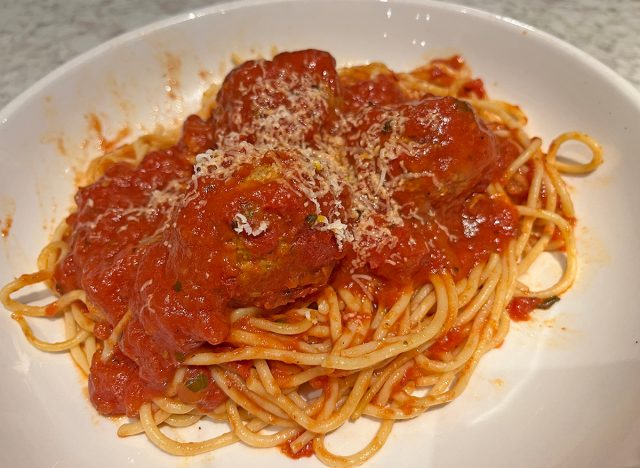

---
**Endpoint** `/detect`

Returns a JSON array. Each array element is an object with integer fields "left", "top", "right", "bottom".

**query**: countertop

[{"left": 1, "top": 0, "right": 639, "bottom": 108}]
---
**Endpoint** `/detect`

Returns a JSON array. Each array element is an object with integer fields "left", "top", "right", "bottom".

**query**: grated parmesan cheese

[
  {"left": 232, "top": 213, "right": 269, "bottom": 237},
  {"left": 187, "top": 63, "right": 463, "bottom": 269}
]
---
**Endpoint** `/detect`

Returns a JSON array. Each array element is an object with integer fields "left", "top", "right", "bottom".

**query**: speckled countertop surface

[{"left": 1, "top": 0, "right": 639, "bottom": 108}]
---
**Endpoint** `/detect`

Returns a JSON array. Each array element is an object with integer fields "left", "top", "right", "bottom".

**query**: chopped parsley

[{"left": 185, "top": 373, "right": 208, "bottom": 392}]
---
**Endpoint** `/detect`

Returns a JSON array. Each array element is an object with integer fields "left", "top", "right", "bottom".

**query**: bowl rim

[{"left": 1, "top": 0, "right": 639, "bottom": 126}]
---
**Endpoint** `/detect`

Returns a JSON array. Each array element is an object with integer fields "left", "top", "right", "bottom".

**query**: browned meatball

[
  {"left": 213, "top": 49, "right": 341, "bottom": 147},
  {"left": 345, "top": 95, "right": 501, "bottom": 213},
  {"left": 130, "top": 145, "right": 348, "bottom": 355}
]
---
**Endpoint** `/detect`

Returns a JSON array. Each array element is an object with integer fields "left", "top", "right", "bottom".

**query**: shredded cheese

[
  {"left": 189, "top": 65, "right": 460, "bottom": 268},
  {"left": 232, "top": 213, "right": 269, "bottom": 237}
]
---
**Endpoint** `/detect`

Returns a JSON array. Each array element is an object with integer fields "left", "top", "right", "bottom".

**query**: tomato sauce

[
  {"left": 427, "top": 325, "right": 470, "bottom": 359},
  {"left": 391, "top": 365, "right": 423, "bottom": 395},
  {"left": 507, "top": 296, "right": 560, "bottom": 321},
  {"left": 280, "top": 435, "right": 314, "bottom": 459},
  {"left": 459, "top": 78, "right": 487, "bottom": 99},
  {"left": 1, "top": 214, "right": 13, "bottom": 238},
  {"left": 54, "top": 50, "right": 523, "bottom": 417},
  {"left": 507, "top": 297, "right": 542, "bottom": 321},
  {"left": 88, "top": 348, "right": 160, "bottom": 417}
]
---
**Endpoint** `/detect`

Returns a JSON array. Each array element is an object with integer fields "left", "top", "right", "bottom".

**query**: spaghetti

[{"left": 1, "top": 50, "right": 602, "bottom": 466}]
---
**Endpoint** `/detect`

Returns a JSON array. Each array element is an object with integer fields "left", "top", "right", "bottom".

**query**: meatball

[
  {"left": 54, "top": 147, "right": 194, "bottom": 325},
  {"left": 213, "top": 49, "right": 341, "bottom": 147},
  {"left": 341, "top": 95, "right": 518, "bottom": 281},
  {"left": 129, "top": 145, "right": 347, "bottom": 354},
  {"left": 345, "top": 95, "right": 500, "bottom": 213}
]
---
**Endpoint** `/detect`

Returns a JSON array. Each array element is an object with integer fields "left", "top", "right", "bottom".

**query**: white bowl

[{"left": 1, "top": 1, "right": 639, "bottom": 467}]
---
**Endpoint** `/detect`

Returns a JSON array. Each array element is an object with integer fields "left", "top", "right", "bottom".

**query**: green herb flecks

[{"left": 186, "top": 373, "right": 208, "bottom": 392}]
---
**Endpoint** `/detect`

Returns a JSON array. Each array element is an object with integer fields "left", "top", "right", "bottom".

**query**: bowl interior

[{"left": 0, "top": 1, "right": 639, "bottom": 467}]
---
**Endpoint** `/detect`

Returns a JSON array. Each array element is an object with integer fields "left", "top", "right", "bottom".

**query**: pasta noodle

[{"left": 1, "top": 50, "right": 601, "bottom": 466}]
